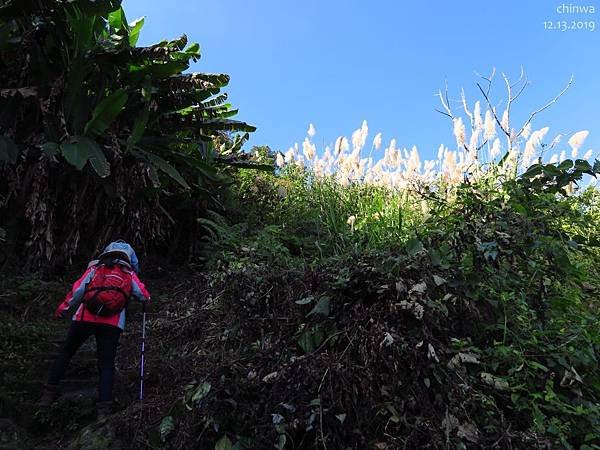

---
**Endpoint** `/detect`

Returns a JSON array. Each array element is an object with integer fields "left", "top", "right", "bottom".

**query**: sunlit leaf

[{"left": 128, "top": 16, "right": 144, "bottom": 46}]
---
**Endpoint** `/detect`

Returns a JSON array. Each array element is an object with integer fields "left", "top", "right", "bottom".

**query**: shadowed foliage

[{"left": 0, "top": 0, "right": 263, "bottom": 270}]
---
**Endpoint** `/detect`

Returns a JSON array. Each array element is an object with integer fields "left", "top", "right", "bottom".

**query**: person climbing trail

[{"left": 39, "top": 240, "right": 150, "bottom": 419}]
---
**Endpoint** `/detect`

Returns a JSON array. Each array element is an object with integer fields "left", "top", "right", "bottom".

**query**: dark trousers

[{"left": 47, "top": 321, "right": 121, "bottom": 402}]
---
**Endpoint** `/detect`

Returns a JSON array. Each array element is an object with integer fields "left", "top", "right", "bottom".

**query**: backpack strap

[{"left": 85, "top": 286, "right": 130, "bottom": 299}]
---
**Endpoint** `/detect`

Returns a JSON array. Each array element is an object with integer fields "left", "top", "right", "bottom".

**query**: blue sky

[{"left": 122, "top": 0, "right": 600, "bottom": 160}]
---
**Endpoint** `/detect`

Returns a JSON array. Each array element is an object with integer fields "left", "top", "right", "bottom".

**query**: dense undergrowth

[
  {"left": 111, "top": 161, "right": 600, "bottom": 449},
  {"left": 1, "top": 159, "right": 599, "bottom": 449}
]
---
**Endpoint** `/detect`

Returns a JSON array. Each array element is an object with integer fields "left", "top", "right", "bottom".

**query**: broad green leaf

[
  {"left": 521, "top": 163, "right": 543, "bottom": 179},
  {"left": 511, "top": 203, "right": 527, "bottom": 215},
  {"left": 298, "top": 331, "right": 315, "bottom": 353},
  {"left": 557, "top": 159, "right": 574, "bottom": 171},
  {"left": 84, "top": 88, "right": 128, "bottom": 137},
  {"left": 298, "top": 326, "right": 326, "bottom": 353},
  {"left": 142, "top": 151, "right": 190, "bottom": 189},
  {"left": 128, "top": 17, "right": 144, "bottom": 46},
  {"left": 541, "top": 164, "right": 561, "bottom": 178},
  {"left": 61, "top": 142, "right": 88, "bottom": 170},
  {"left": 276, "top": 434, "right": 286, "bottom": 450},
  {"left": 64, "top": 59, "right": 91, "bottom": 134},
  {"left": 202, "top": 119, "right": 256, "bottom": 133},
  {"left": 180, "top": 157, "right": 221, "bottom": 182},
  {"left": 65, "top": 9, "right": 95, "bottom": 54},
  {"left": 406, "top": 238, "right": 424, "bottom": 256},
  {"left": 307, "top": 296, "right": 330, "bottom": 317},
  {"left": 127, "top": 109, "right": 149, "bottom": 150},
  {"left": 159, "top": 416, "right": 175, "bottom": 443},
  {"left": 215, "top": 435, "right": 233, "bottom": 450},
  {"left": 108, "top": 7, "right": 127, "bottom": 33},
  {"left": 574, "top": 159, "right": 592, "bottom": 172},
  {"left": 184, "top": 42, "right": 200, "bottom": 58},
  {"left": 0, "top": 135, "right": 18, "bottom": 163},
  {"left": 146, "top": 61, "right": 189, "bottom": 79},
  {"left": 169, "top": 34, "right": 188, "bottom": 50},
  {"left": 191, "top": 382, "right": 211, "bottom": 402},
  {"left": 79, "top": 136, "right": 110, "bottom": 177},
  {"left": 60, "top": 137, "right": 109, "bottom": 177}
]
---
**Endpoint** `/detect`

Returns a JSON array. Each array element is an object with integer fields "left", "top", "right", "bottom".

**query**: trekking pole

[{"left": 140, "top": 301, "right": 147, "bottom": 401}]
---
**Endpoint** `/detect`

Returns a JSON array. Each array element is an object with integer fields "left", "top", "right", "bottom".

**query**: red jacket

[{"left": 55, "top": 263, "right": 150, "bottom": 330}]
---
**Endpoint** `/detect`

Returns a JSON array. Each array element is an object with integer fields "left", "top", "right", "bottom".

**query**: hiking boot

[
  {"left": 38, "top": 384, "right": 60, "bottom": 406},
  {"left": 96, "top": 401, "right": 113, "bottom": 420}
]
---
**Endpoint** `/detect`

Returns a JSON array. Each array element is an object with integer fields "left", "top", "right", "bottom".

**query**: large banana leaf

[
  {"left": 126, "top": 109, "right": 150, "bottom": 150},
  {"left": 65, "top": 6, "right": 96, "bottom": 56},
  {"left": 128, "top": 17, "right": 144, "bottom": 46},
  {"left": 136, "top": 149, "right": 190, "bottom": 189},
  {"left": 107, "top": 7, "right": 127, "bottom": 31},
  {"left": 201, "top": 119, "right": 257, "bottom": 133},
  {"left": 84, "top": 89, "right": 128, "bottom": 136},
  {"left": 83, "top": 137, "right": 111, "bottom": 177},
  {"left": 201, "top": 93, "right": 228, "bottom": 108},
  {"left": 60, "top": 136, "right": 110, "bottom": 177}
]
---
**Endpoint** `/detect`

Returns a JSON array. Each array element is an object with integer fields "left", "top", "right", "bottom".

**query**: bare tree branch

[
  {"left": 475, "top": 67, "right": 496, "bottom": 97},
  {"left": 477, "top": 82, "right": 510, "bottom": 138},
  {"left": 436, "top": 79, "right": 454, "bottom": 120},
  {"left": 434, "top": 108, "right": 452, "bottom": 119},
  {"left": 517, "top": 75, "right": 574, "bottom": 137}
]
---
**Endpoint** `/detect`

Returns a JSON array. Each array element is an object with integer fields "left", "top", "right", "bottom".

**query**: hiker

[{"left": 39, "top": 240, "right": 150, "bottom": 419}]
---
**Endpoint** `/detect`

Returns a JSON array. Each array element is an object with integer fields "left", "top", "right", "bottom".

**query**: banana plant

[
  {"left": 1, "top": 0, "right": 258, "bottom": 181},
  {"left": 0, "top": 0, "right": 265, "bottom": 266}
]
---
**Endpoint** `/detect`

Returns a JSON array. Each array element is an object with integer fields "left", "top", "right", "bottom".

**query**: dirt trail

[{"left": 0, "top": 270, "right": 176, "bottom": 449}]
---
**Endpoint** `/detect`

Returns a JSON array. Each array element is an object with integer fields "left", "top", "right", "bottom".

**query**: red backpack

[{"left": 83, "top": 264, "right": 132, "bottom": 316}]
